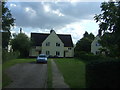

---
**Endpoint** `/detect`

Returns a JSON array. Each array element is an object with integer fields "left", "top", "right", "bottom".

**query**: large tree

[
  {"left": 2, "top": 2, "right": 15, "bottom": 49},
  {"left": 11, "top": 33, "right": 31, "bottom": 57},
  {"left": 94, "top": 1, "right": 120, "bottom": 57},
  {"left": 75, "top": 31, "right": 95, "bottom": 55}
]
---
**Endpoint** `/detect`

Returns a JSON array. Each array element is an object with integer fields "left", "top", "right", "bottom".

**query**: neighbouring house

[
  {"left": 91, "top": 29, "right": 103, "bottom": 55},
  {"left": 91, "top": 30, "right": 110, "bottom": 55},
  {"left": 29, "top": 30, "right": 74, "bottom": 57},
  {"left": 91, "top": 35, "right": 102, "bottom": 55}
]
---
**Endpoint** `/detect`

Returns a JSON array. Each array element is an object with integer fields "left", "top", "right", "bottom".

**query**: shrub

[
  {"left": 75, "top": 51, "right": 103, "bottom": 62},
  {"left": 2, "top": 49, "right": 20, "bottom": 63},
  {"left": 86, "top": 60, "right": 120, "bottom": 88}
]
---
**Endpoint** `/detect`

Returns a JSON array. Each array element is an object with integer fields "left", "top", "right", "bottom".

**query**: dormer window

[
  {"left": 68, "top": 48, "right": 71, "bottom": 50},
  {"left": 46, "top": 42, "right": 50, "bottom": 46},
  {"left": 56, "top": 43, "right": 60, "bottom": 47}
]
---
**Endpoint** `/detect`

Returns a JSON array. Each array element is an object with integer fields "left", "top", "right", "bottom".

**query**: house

[
  {"left": 91, "top": 35, "right": 102, "bottom": 55},
  {"left": 91, "top": 30, "right": 110, "bottom": 55},
  {"left": 29, "top": 30, "right": 74, "bottom": 57}
]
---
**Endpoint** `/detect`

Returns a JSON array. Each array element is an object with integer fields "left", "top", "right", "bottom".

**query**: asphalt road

[{"left": 5, "top": 62, "right": 47, "bottom": 88}]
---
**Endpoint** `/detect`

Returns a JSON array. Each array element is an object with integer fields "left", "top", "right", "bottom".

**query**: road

[{"left": 5, "top": 62, "right": 47, "bottom": 88}]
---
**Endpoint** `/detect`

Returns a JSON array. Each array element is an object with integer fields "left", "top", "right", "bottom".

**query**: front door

[{"left": 64, "top": 51, "right": 66, "bottom": 57}]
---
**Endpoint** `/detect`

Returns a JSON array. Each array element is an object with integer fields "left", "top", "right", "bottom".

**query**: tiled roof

[{"left": 31, "top": 33, "right": 74, "bottom": 47}]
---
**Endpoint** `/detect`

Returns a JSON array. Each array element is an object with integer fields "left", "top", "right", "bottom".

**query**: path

[{"left": 51, "top": 59, "right": 70, "bottom": 88}]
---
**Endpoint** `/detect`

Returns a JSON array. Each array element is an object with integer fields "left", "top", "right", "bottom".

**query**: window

[
  {"left": 68, "top": 48, "right": 71, "bottom": 50},
  {"left": 96, "top": 42, "right": 100, "bottom": 46},
  {"left": 56, "top": 43, "right": 60, "bottom": 47},
  {"left": 96, "top": 51, "right": 100, "bottom": 55},
  {"left": 56, "top": 51, "right": 60, "bottom": 56},
  {"left": 46, "top": 51, "right": 50, "bottom": 55},
  {"left": 39, "top": 51, "right": 41, "bottom": 54},
  {"left": 46, "top": 42, "right": 50, "bottom": 46}
]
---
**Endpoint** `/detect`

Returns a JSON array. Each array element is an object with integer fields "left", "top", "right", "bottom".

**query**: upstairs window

[
  {"left": 96, "top": 42, "right": 100, "bottom": 46},
  {"left": 56, "top": 43, "right": 60, "bottom": 47},
  {"left": 46, "top": 42, "right": 50, "bottom": 46}
]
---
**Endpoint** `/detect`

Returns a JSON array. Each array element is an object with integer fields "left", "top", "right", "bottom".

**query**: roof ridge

[
  {"left": 31, "top": 32, "right": 50, "bottom": 34},
  {"left": 57, "top": 34, "right": 71, "bottom": 35}
]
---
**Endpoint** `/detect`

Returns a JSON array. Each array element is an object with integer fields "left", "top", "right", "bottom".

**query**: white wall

[
  {"left": 91, "top": 36, "right": 102, "bottom": 55},
  {"left": 42, "top": 31, "right": 64, "bottom": 57}
]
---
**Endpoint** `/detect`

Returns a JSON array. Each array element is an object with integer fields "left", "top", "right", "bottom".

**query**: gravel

[{"left": 4, "top": 62, "right": 47, "bottom": 88}]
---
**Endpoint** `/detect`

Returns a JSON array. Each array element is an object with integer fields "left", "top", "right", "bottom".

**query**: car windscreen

[{"left": 39, "top": 55, "right": 46, "bottom": 57}]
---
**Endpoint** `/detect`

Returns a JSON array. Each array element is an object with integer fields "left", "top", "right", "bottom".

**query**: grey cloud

[{"left": 8, "top": 2, "right": 101, "bottom": 30}]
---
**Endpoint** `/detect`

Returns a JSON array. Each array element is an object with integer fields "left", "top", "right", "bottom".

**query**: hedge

[
  {"left": 2, "top": 50, "right": 20, "bottom": 63},
  {"left": 86, "top": 60, "right": 120, "bottom": 88}
]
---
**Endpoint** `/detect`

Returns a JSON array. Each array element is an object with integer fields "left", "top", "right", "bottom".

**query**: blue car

[{"left": 36, "top": 54, "right": 47, "bottom": 63}]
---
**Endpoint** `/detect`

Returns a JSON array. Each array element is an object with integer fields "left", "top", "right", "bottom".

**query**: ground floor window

[
  {"left": 46, "top": 51, "right": 50, "bottom": 55},
  {"left": 56, "top": 51, "right": 60, "bottom": 56},
  {"left": 96, "top": 51, "right": 100, "bottom": 55},
  {"left": 39, "top": 51, "right": 41, "bottom": 54}
]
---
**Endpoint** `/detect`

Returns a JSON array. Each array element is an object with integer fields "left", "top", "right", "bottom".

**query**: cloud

[
  {"left": 8, "top": 2, "right": 101, "bottom": 29},
  {"left": 8, "top": 2, "right": 101, "bottom": 44}
]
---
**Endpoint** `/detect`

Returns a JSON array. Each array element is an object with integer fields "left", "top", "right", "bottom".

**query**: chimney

[
  {"left": 50, "top": 28, "right": 55, "bottom": 33},
  {"left": 20, "top": 28, "right": 22, "bottom": 33},
  {"left": 98, "top": 29, "right": 102, "bottom": 36}
]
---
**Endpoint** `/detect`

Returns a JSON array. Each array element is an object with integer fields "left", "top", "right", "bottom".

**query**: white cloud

[
  {"left": 24, "top": 7, "right": 37, "bottom": 18},
  {"left": 56, "top": 20, "right": 99, "bottom": 44},
  {"left": 52, "top": 9, "right": 64, "bottom": 16},
  {"left": 7, "top": 0, "right": 109, "bottom": 2},
  {"left": 43, "top": 4, "right": 51, "bottom": 12},
  {"left": 43, "top": 4, "right": 64, "bottom": 16},
  {"left": 56, "top": 22, "right": 85, "bottom": 44},
  {"left": 10, "top": 3, "right": 16, "bottom": 7},
  {"left": 8, "top": 2, "right": 101, "bottom": 44}
]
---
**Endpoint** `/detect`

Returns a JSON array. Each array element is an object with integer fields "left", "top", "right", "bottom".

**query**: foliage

[
  {"left": 75, "top": 51, "right": 103, "bottom": 62},
  {"left": 2, "top": 49, "right": 20, "bottom": 63},
  {"left": 2, "top": 71, "right": 12, "bottom": 88},
  {"left": 86, "top": 60, "right": 120, "bottom": 88},
  {"left": 2, "top": 2, "right": 15, "bottom": 48},
  {"left": 75, "top": 31, "right": 95, "bottom": 56},
  {"left": 11, "top": 33, "right": 31, "bottom": 58},
  {"left": 94, "top": 1, "right": 120, "bottom": 57}
]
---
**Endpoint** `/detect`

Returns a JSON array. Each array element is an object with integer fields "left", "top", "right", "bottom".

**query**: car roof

[
  {"left": 40, "top": 54, "right": 45, "bottom": 55},
  {"left": 39, "top": 54, "right": 46, "bottom": 56}
]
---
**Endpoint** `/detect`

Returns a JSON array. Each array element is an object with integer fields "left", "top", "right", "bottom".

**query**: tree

[
  {"left": 2, "top": 2, "right": 15, "bottom": 48},
  {"left": 75, "top": 31, "right": 95, "bottom": 55},
  {"left": 11, "top": 33, "right": 31, "bottom": 57},
  {"left": 94, "top": 1, "right": 120, "bottom": 57}
]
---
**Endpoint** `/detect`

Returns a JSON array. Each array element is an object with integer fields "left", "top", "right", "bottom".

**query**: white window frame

[
  {"left": 56, "top": 51, "right": 60, "bottom": 56},
  {"left": 46, "top": 51, "right": 50, "bottom": 55},
  {"left": 46, "top": 42, "right": 50, "bottom": 46},
  {"left": 56, "top": 43, "right": 60, "bottom": 47}
]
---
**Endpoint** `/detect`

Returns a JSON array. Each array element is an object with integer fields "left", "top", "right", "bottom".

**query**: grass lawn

[
  {"left": 47, "top": 59, "right": 52, "bottom": 88},
  {"left": 2, "top": 58, "right": 36, "bottom": 87},
  {"left": 54, "top": 58, "right": 86, "bottom": 88}
]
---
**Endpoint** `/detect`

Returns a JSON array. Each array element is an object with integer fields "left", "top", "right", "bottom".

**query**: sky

[{"left": 6, "top": 0, "right": 110, "bottom": 44}]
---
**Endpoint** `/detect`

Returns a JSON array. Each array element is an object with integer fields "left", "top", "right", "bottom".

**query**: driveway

[{"left": 4, "top": 62, "right": 47, "bottom": 88}]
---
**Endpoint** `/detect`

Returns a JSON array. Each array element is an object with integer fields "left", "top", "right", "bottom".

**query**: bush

[
  {"left": 75, "top": 51, "right": 102, "bottom": 62},
  {"left": 2, "top": 49, "right": 20, "bottom": 63},
  {"left": 86, "top": 60, "right": 120, "bottom": 88}
]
